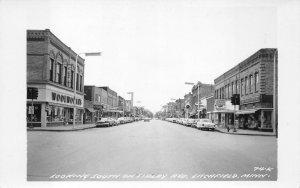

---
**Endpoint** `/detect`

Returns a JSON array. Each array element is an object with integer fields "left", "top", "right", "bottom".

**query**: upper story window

[
  {"left": 245, "top": 77, "right": 248, "bottom": 95},
  {"left": 49, "top": 58, "right": 54, "bottom": 81},
  {"left": 231, "top": 82, "right": 234, "bottom": 96},
  {"left": 235, "top": 80, "right": 239, "bottom": 94},
  {"left": 221, "top": 87, "right": 224, "bottom": 99},
  {"left": 79, "top": 75, "right": 83, "bottom": 92},
  {"left": 63, "top": 66, "right": 67, "bottom": 86},
  {"left": 249, "top": 75, "right": 253, "bottom": 93},
  {"left": 76, "top": 73, "right": 79, "bottom": 91},
  {"left": 255, "top": 72, "right": 259, "bottom": 92},
  {"left": 70, "top": 70, "right": 74, "bottom": 89},
  {"left": 55, "top": 63, "right": 62, "bottom": 84},
  {"left": 241, "top": 79, "right": 244, "bottom": 96}
]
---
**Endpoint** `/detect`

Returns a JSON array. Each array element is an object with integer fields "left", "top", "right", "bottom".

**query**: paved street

[{"left": 27, "top": 120, "right": 277, "bottom": 181}]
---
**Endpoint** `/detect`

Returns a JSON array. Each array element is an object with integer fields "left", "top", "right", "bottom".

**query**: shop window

[
  {"left": 47, "top": 106, "right": 65, "bottom": 122},
  {"left": 49, "top": 58, "right": 54, "bottom": 81},
  {"left": 27, "top": 104, "right": 41, "bottom": 122}
]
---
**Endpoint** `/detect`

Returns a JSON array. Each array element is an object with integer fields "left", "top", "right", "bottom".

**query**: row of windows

[
  {"left": 215, "top": 72, "right": 259, "bottom": 99},
  {"left": 49, "top": 58, "right": 84, "bottom": 92}
]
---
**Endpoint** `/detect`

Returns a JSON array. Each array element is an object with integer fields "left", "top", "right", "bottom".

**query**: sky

[{"left": 23, "top": 0, "right": 276, "bottom": 113}]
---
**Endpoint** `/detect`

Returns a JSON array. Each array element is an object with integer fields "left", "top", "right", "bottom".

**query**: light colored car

[
  {"left": 117, "top": 117, "right": 126, "bottom": 124},
  {"left": 187, "top": 119, "right": 198, "bottom": 127},
  {"left": 96, "top": 117, "right": 114, "bottom": 127},
  {"left": 144, "top": 117, "right": 151, "bottom": 122},
  {"left": 177, "top": 118, "right": 184, "bottom": 124},
  {"left": 196, "top": 119, "right": 216, "bottom": 131},
  {"left": 182, "top": 118, "right": 190, "bottom": 126}
]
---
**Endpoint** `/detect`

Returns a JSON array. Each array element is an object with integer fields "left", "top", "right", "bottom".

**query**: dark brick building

[
  {"left": 213, "top": 48, "right": 277, "bottom": 131},
  {"left": 27, "top": 29, "right": 85, "bottom": 127}
]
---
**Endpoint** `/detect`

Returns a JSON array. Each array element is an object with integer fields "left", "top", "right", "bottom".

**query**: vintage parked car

[
  {"left": 182, "top": 118, "right": 190, "bottom": 126},
  {"left": 144, "top": 117, "right": 151, "bottom": 122},
  {"left": 117, "top": 117, "right": 126, "bottom": 124},
  {"left": 196, "top": 119, "right": 216, "bottom": 131},
  {"left": 187, "top": 119, "right": 198, "bottom": 128},
  {"left": 96, "top": 118, "right": 112, "bottom": 127}
]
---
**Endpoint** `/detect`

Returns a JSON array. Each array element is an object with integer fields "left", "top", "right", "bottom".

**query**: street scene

[
  {"left": 24, "top": 1, "right": 279, "bottom": 182},
  {"left": 28, "top": 119, "right": 277, "bottom": 181}
]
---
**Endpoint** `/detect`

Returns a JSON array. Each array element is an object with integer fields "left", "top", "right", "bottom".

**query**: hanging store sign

[{"left": 214, "top": 99, "right": 226, "bottom": 110}]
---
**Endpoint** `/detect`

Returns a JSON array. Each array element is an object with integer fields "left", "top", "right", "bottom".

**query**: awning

[
  {"left": 235, "top": 109, "right": 257, "bottom": 115},
  {"left": 211, "top": 110, "right": 235, "bottom": 113},
  {"left": 103, "top": 109, "right": 124, "bottom": 113},
  {"left": 85, "top": 108, "right": 96, "bottom": 113}
]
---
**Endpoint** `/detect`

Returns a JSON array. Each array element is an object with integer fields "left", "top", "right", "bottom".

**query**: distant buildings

[{"left": 160, "top": 48, "right": 278, "bottom": 132}]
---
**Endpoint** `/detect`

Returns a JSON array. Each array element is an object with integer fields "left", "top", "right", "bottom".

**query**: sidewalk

[
  {"left": 27, "top": 123, "right": 96, "bottom": 132},
  {"left": 215, "top": 127, "right": 276, "bottom": 136}
]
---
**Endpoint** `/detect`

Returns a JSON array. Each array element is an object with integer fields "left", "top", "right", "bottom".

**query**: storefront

[
  {"left": 27, "top": 85, "right": 84, "bottom": 127},
  {"left": 210, "top": 99, "right": 235, "bottom": 128},
  {"left": 236, "top": 108, "right": 273, "bottom": 131},
  {"left": 83, "top": 100, "right": 97, "bottom": 124}
]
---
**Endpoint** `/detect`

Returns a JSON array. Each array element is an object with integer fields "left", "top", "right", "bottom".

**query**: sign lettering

[{"left": 51, "top": 92, "right": 82, "bottom": 106}]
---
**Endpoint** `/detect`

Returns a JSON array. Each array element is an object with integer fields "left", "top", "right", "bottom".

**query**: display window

[{"left": 27, "top": 104, "right": 41, "bottom": 122}]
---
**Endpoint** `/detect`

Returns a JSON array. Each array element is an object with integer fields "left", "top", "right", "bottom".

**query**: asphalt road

[{"left": 27, "top": 119, "right": 277, "bottom": 181}]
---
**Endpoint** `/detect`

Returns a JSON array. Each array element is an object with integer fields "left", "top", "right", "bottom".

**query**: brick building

[
  {"left": 190, "top": 82, "right": 214, "bottom": 118},
  {"left": 27, "top": 29, "right": 85, "bottom": 127},
  {"left": 213, "top": 48, "right": 277, "bottom": 131}
]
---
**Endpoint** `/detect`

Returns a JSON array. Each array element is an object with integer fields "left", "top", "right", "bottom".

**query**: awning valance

[
  {"left": 235, "top": 109, "right": 257, "bottom": 115},
  {"left": 85, "top": 108, "right": 96, "bottom": 113}
]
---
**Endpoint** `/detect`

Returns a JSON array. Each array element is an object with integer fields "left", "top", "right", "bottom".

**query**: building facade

[
  {"left": 213, "top": 48, "right": 277, "bottom": 131},
  {"left": 190, "top": 82, "right": 214, "bottom": 118},
  {"left": 27, "top": 29, "right": 85, "bottom": 127}
]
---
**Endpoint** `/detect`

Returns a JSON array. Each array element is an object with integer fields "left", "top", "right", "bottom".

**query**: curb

[
  {"left": 214, "top": 129, "right": 276, "bottom": 137},
  {"left": 27, "top": 125, "right": 96, "bottom": 132}
]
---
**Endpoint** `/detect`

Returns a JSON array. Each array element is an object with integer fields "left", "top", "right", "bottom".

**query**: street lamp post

[
  {"left": 185, "top": 82, "right": 200, "bottom": 119},
  {"left": 73, "top": 52, "right": 101, "bottom": 129}
]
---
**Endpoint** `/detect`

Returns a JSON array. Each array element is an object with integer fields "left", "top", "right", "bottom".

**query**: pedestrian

[{"left": 227, "top": 125, "right": 230, "bottom": 132}]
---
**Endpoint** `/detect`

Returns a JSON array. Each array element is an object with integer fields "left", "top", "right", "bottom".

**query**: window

[
  {"left": 231, "top": 82, "right": 234, "bottom": 96},
  {"left": 228, "top": 84, "right": 230, "bottom": 99},
  {"left": 80, "top": 75, "right": 83, "bottom": 92},
  {"left": 63, "top": 67, "right": 67, "bottom": 86},
  {"left": 235, "top": 80, "right": 238, "bottom": 94},
  {"left": 76, "top": 73, "right": 79, "bottom": 91},
  {"left": 245, "top": 77, "right": 248, "bottom": 95},
  {"left": 70, "top": 70, "right": 74, "bottom": 89},
  {"left": 249, "top": 75, "right": 253, "bottom": 93},
  {"left": 255, "top": 72, "right": 259, "bottom": 92},
  {"left": 222, "top": 87, "right": 224, "bottom": 99},
  {"left": 55, "top": 63, "right": 62, "bottom": 84},
  {"left": 241, "top": 79, "right": 244, "bottom": 95},
  {"left": 50, "top": 58, "right": 54, "bottom": 81}
]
